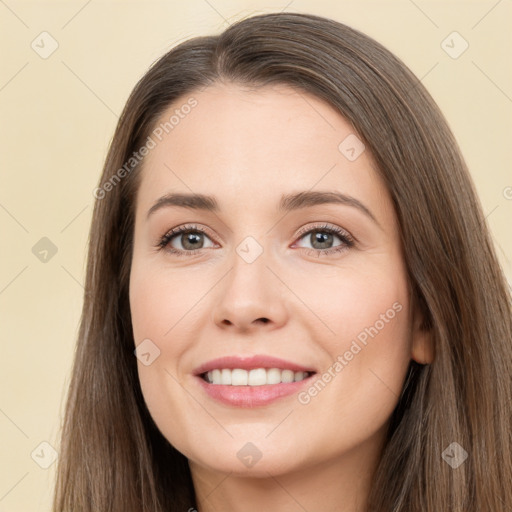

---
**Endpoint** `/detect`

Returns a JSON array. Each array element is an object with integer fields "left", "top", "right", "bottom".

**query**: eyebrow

[{"left": 146, "top": 190, "right": 380, "bottom": 227}]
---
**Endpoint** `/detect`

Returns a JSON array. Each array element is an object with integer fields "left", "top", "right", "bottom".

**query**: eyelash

[{"left": 156, "top": 223, "right": 355, "bottom": 258}]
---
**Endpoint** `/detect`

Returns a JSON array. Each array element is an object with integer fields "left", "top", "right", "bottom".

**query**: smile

[{"left": 193, "top": 354, "right": 317, "bottom": 407}]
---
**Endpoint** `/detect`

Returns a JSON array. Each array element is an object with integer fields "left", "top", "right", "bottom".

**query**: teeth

[
  {"left": 221, "top": 369, "right": 231, "bottom": 385},
  {"left": 204, "top": 368, "right": 312, "bottom": 385}
]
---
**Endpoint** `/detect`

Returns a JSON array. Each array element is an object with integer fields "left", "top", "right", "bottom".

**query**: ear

[{"left": 410, "top": 302, "right": 434, "bottom": 364}]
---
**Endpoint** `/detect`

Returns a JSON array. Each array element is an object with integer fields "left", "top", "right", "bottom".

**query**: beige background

[{"left": 0, "top": 0, "right": 510, "bottom": 510}]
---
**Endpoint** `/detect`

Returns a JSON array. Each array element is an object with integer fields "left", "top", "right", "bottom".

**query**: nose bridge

[
  {"left": 212, "top": 233, "right": 287, "bottom": 329},
  {"left": 227, "top": 234, "right": 272, "bottom": 306}
]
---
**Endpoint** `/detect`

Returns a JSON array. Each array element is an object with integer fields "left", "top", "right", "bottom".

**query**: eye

[
  {"left": 292, "top": 223, "right": 355, "bottom": 257},
  {"left": 156, "top": 224, "right": 216, "bottom": 257},
  {"left": 156, "top": 222, "right": 355, "bottom": 258}
]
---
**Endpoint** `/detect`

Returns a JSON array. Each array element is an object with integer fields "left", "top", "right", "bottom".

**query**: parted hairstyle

[{"left": 53, "top": 11, "right": 512, "bottom": 512}]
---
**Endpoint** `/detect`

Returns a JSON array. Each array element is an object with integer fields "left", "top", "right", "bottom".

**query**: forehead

[{"left": 136, "top": 82, "right": 391, "bottom": 218}]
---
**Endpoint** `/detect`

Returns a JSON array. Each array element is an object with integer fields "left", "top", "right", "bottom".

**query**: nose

[{"left": 211, "top": 244, "right": 288, "bottom": 333}]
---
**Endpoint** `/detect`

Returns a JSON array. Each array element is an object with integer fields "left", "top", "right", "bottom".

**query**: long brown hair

[{"left": 53, "top": 12, "right": 512, "bottom": 511}]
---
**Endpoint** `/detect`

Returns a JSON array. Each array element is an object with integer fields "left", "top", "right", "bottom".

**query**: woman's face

[{"left": 129, "top": 82, "right": 431, "bottom": 478}]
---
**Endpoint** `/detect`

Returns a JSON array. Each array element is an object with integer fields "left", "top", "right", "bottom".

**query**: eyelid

[{"left": 293, "top": 222, "right": 354, "bottom": 242}]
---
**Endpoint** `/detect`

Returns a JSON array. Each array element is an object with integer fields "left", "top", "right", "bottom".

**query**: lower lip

[{"left": 195, "top": 374, "right": 315, "bottom": 407}]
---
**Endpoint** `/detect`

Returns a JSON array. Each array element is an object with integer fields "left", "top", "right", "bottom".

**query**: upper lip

[{"left": 193, "top": 355, "right": 316, "bottom": 376}]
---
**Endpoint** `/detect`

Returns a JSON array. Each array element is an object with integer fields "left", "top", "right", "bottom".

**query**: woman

[{"left": 53, "top": 12, "right": 512, "bottom": 512}]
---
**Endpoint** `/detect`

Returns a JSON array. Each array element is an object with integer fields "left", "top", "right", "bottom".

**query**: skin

[{"left": 129, "top": 81, "right": 433, "bottom": 512}]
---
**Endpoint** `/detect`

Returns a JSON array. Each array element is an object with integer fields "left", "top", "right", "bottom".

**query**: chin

[{"left": 189, "top": 450, "right": 302, "bottom": 478}]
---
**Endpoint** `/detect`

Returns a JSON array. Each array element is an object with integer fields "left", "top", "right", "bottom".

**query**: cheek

[
  {"left": 129, "top": 264, "right": 200, "bottom": 455},
  {"left": 129, "top": 262, "right": 197, "bottom": 344},
  {"left": 305, "top": 263, "right": 412, "bottom": 401},
  {"left": 293, "top": 282, "right": 411, "bottom": 458},
  {"left": 296, "top": 258, "right": 410, "bottom": 346},
  {"left": 129, "top": 270, "right": 166, "bottom": 344}
]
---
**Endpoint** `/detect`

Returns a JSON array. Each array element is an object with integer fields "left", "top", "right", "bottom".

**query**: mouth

[{"left": 193, "top": 355, "right": 317, "bottom": 407}]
